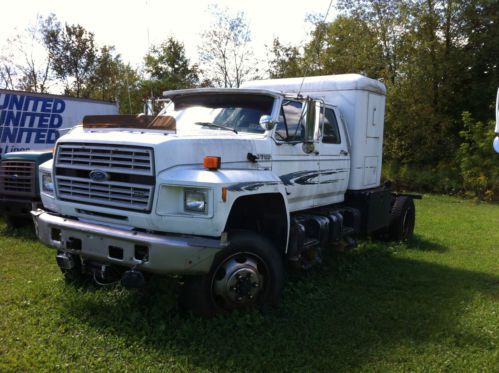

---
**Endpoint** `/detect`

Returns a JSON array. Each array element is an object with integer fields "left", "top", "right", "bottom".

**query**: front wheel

[{"left": 180, "top": 231, "right": 285, "bottom": 317}]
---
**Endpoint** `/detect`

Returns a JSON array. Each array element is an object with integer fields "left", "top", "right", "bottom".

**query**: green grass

[{"left": 0, "top": 195, "right": 498, "bottom": 372}]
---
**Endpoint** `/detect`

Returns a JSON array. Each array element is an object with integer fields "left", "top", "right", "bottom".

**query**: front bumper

[{"left": 31, "top": 209, "right": 225, "bottom": 275}]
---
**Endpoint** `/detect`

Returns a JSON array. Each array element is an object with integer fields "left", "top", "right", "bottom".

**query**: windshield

[{"left": 160, "top": 93, "right": 275, "bottom": 134}]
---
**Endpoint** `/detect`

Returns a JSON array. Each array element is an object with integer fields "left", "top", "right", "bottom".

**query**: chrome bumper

[{"left": 31, "top": 209, "right": 225, "bottom": 275}]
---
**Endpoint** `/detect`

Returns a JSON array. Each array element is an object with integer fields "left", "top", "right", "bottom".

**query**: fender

[{"left": 157, "top": 166, "right": 290, "bottom": 243}]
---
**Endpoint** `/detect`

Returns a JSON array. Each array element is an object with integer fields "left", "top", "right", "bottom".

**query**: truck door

[
  {"left": 271, "top": 99, "right": 319, "bottom": 212},
  {"left": 316, "top": 105, "right": 350, "bottom": 206}
]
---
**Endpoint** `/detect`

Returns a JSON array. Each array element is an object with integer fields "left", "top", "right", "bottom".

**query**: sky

[{"left": 0, "top": 0, "right": 334, "bottom": 67}]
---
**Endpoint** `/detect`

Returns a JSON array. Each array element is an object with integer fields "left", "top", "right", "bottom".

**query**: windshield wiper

[{"left": 194, "top": 122, "right": 238, "bottom": 134}]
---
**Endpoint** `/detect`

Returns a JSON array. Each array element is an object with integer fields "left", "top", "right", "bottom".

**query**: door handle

[{"left": 340, "top": 150, "right": 349, "bottom": 156}]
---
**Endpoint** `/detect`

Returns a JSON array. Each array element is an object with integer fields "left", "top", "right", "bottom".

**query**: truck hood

[{"left": 56, "top": 128, "right": 269, "bottom": 173}]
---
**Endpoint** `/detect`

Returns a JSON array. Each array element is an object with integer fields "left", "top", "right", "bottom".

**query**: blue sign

[{"left": 0, "top": 93, "right": 66, "bottom": 153}]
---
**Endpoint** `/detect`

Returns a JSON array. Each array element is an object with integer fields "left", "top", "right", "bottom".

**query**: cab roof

[{"left": 162, "top": 88, "right": 282, "bottom": 99}]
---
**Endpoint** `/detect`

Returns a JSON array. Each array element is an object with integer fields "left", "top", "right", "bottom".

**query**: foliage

[
  {"left": 42, "top": 17, "right": 97, "bottom": 97},
  {"left": 1, "top": 195, "right": 498, "bottom": 371},
  {"left": 199, "top": 6, "right": 258, "bottom": 87},
  {"left": 269, "top": 0, "right": 499, "bottom": 200},
  {"left": 457, "top": 112, "right": 499, "bottom": 200},
  {"left": 268, "top": 38, "right": 303, "bottom": 79},
  {"left": 304, "top": 16, "right": 385, "bottom": 77},
  {"left": 0, "top": 15, "right": 55, "bottom": 92},
  {"left": 143, "top": 38, "right": 200, "bottom": 96}
]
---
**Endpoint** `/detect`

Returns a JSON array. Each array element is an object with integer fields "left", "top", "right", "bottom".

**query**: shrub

[{"left": 456, "top": 112, "right": 499, "bottom": 200}]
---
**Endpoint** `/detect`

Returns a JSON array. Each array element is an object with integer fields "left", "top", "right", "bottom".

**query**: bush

[
  {"left": 382, "top": 112, "right": 498, "bottom": 201},
  {"left": 457, "top": 112, "right": 499, "bottom": 200}
]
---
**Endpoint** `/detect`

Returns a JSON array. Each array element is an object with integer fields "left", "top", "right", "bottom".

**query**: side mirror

[
  {"left": 304, "top": 98, "right": 316, "bottom": 143},
  {"left": 259, "top": 115, "right": 276, "bottom": 131},
  {"left": 302, "top": 98, "right": 318, "bottom": 153}
]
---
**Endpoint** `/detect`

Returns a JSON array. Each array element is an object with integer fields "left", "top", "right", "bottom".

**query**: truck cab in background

[
  {"left": 31, "top": 74, "right": 418, "bottom": 316},
  {"left": 0, "top": 150, "right": 53, "bottom": 228}
]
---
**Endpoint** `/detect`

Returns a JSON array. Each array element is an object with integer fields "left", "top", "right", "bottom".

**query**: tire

[
  {"left": 389, "top": 196, "right": 415, "bottom": 241},
  {"left": 180, "top": 231, "right": 285, "bottom": 317}
]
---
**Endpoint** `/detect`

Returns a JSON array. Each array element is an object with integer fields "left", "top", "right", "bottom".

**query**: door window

[
  {"left": 320, "top": 108, "right": 341, "bottom": 144},
  {"left": 275, "top": 100, "right": 305, "bottom": 142}
]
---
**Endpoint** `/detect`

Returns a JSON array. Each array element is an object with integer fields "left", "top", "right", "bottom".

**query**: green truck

[{"left": 0, "top": 150, "right": 53, "bottom": 228}]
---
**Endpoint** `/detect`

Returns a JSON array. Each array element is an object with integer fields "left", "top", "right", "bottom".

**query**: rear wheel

[
  {"left": 180, "top": 231, "right": 284, "bottom": 317},
  {"left": 389, "top": 196, "right": 415, "bottom": 241}
]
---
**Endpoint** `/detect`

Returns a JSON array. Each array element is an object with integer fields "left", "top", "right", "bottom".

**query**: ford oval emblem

[{"left": 89, "top": 169, "right": 109, "bottom": 182}]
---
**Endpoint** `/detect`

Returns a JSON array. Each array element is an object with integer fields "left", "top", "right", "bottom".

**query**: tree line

[
  {"left": 0, "top": 2, "right": 497, "bottom": 199},
  {"left": 0, "top": 6, "right": 257, "bottom": 113},
  {"left": 269, "top": 0, "right": 498, "bottom": 200}
]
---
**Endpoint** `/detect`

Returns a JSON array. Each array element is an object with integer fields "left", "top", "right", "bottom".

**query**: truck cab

[
  {"left": 0, "top": 150, "right": 53, "bottom": 228},
  {"left": 32, "top": 74, "right": 416, "bottom": 316}
]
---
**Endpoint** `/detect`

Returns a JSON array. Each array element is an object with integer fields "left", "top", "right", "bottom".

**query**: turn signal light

[{"left": 203, "top": 156, "right": 221, "bottom": 170}]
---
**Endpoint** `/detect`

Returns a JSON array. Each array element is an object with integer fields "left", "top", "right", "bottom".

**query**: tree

[
  {"left": 42, "top": 18, "right": 97, "bottom": 97},
  {"left": 144, "top": 37, "right": 199, "bottom": 95},
  {"left": 267, "top": 38, "right": 303, "bottom": 79},
  {"left": 0, "top": 14, "right": 54, "bottom": 92},
  {"left": 0, "top": 52, "right": 16, "bottom": 90},
  {"left": 304, "top": 16, "right": 385, "bottom": 77},
  {"left": 199, "top": 6, "right": 257, "bottom": 87}
]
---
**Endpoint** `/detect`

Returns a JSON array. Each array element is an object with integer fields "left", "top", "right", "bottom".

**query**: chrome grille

[
  {"left": 55, "top": 143, "right": 154, "bottom": 212},
  {"left": 0, "top": 160, "right": 36, "bottom": 197},
  {"left": 56, "top": 176, "right": 153, "bottom": 211},
  {"left": 56, "top": 143, "right": 153, "bottom": 175}
]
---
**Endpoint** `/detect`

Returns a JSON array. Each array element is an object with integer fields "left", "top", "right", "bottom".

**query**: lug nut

[
  {"left": 237, "top": 296, "right": 242, "bottom": 301},
  {"left": 252, "top": 282, "right": 259, "bottom": 288}
]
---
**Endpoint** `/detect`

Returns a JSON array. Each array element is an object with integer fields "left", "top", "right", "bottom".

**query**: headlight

[
  {"left": 184, "top": 189, "right": 207, "bottom": 213},
  {"left": 41, "top": 172, "right": 54, "bottom": 193}
]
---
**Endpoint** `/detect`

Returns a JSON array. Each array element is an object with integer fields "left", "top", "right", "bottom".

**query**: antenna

[
  {"left": 297, "top": 0, "right": 334, "bottom": 96},
  {"left": 145, "top": 0, "right": 154, "bottom": 101},
  {"left": 124, "top": 67, "right": 132, "bottom": 114}
]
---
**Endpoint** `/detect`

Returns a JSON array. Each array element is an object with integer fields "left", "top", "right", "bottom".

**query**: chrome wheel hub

[{"left": 213, "top": 254, "right": 264, "bottom": 306}]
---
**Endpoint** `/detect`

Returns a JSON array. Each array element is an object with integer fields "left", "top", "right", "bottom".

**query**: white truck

[{"left": 32, "top": 74, "right": 418, "bottom": 316}]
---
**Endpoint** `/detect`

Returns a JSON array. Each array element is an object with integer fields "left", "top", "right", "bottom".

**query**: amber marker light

[
  {"left": 203, "top": 156, "right": 221, "bottom": 170},
  {"left": 222, "top": 187, "right": 228, "bottom": 202}
]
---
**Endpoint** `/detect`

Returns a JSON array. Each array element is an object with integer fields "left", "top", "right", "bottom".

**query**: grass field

[{"left": 0, "top": 195, "right": 498, "bottom": 372}]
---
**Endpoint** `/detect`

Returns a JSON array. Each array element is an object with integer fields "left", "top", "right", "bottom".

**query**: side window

[
  {"left": 275, "top": 100, "right": 305, "bottom": 141},
  {"left": 321, "top": 107, "right": 341, "bottom": 144}
]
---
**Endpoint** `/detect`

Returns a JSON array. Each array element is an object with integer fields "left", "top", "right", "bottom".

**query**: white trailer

[{"left": 0, "top": 89, "right": 118, "bottom": 155}]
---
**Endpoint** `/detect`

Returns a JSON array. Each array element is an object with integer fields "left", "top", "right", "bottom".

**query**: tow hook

[
  {"left": 121, "top": 269, "right": 145, "bottom": 289},
  {"left": 56, "top": 251, "right": 77, "bottom": 270}
]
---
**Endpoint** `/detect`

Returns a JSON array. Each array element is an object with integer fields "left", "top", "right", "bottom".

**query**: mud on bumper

[{"left": 31, "top": 209, "right": 225, "bottom": 275}]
